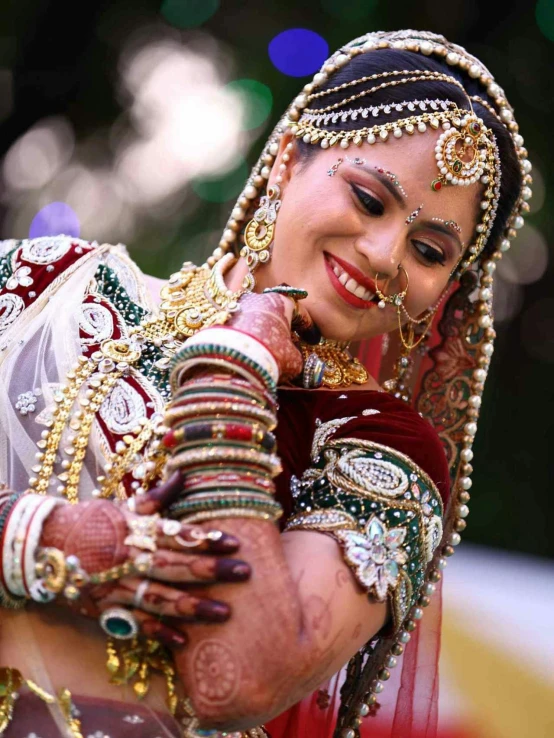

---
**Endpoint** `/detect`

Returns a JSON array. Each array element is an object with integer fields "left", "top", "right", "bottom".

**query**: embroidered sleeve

[{"left": 284, "top": 421, "right": 444, "bottom": 628}]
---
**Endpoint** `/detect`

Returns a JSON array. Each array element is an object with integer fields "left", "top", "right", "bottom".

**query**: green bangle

[{"left": 169, "top": 343, "right": 277, "bottom": 394}]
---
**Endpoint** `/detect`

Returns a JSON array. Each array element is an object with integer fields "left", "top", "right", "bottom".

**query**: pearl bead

[
  {"left": 500, "top": 238, "right": 511, "bottom": 252},
  {"left": 458, "top": 504, "right": 470, "bottom": 518},
  {"left": 295, "top": 94, "right": 307, "bottom": 108},
  {"left": 386, "top": 655, "right": 398, "bottom": 668},
  {"left": 232, "top": 207, "right": 245, "bottom": 220},
  {"left": 461, "top": 448, "right": 474, "bottom": 462},
  {"left": 379, "top": 129, "right": 389, "bottom": 141},
  {"left": 469, "top": 64, "right": 481, "bottom": 78},
  {"left": 513, "top": 215, "right": 525, "bottom": 229},
  {"left": 482, "top": 342, "right": 494, "bottom": 357},
  {"left": 468, "top": 395, "right": 482, "bottom": 408},
  {"left": 373, "top": 680, "right": 384, "bottom": 693},
  {"left": 500, "top": 108, "right": 513, "bottom": 122},
  {"left": 321, "top": 139, "right": 330, "bottom": 149},
  {"left": 343, "top": 730, "right": 355, "bottom": 738},
  {"left": 446, "top": 52, "right": 459, "bottom": 65},
  {"left": 420, "top": 41, "right": 433, "bottom": 55},
  {"left": 269, "top": 142, "right": 279, "bottom": 156},
  {"left": 260, "top": 166, "right": 271, "bottom": 179},
  {"left": 412, "top": 607, "right": 424, "bottom": 620},
  {"left": 483, "top": 260, "right": 496, "bottom": 273},
  {"left": 367, "top": 133, "right": 376, "bottom": 144},
  {"left": 464, "top": 422, "right": 477, "bottom": 436},
  {"left": 479, "top": 314, "right": 492, "bottom": 328},
  {"left": 473, "top": 368, "right": 486, "bottom": 382},
  {"left": 244, "top": 185, "right": 258, "bottom": 199},
  {"left": 223, "top": 229, "right": 236, "bottom": 243},
  {"left": 424, "top": 582, "right": 436, "bottom": 596},
  {"left": 335, "top": 53, "right": 349, "bottom": 67},
  {"left": 340, "top": 139, "right": 350, "bottom": 149},
  {"left": 479, "top": 287, "right": 492, "bottom": 301},
  {"left": 522, "top": 159, "right": 532, "bottom": 174},
  {"left": 418, "top": 122, "right": 427, "bottom": 133},
  {"left": 450, "top": 532, "right": 461, "bottom": 546},
  {"left": 393, "top": 128, "right": 403, "bottom": 138},
  {"left": 313, "top": 72, "right": 327, "bottom": 86},
  {"left": 358, "top": 703, "right": 370, "bottom": 717},
  {"left": 437, "top": 557, "right": 448, "bottom": 570},
  {"left": 399, "top": 631, "right": 411, "bottom": 644},
  {"left": 460, "top": 476, "right": 472, "bottom": 490},
  {"left": 325, "top": 63, "right": 336, "bottom": 74},
  {"left": 521, "top": 186, "right": 532, "bottom": 201}
]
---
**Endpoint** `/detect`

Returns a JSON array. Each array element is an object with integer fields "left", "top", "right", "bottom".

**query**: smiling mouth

[{"left": 324, "top": 252, "right": 379, "bottom": 308}]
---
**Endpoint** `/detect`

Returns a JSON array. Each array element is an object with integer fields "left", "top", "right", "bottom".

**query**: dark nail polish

[
  {"left": 215, "top": 559, "right": 251, "bottom": 582},
  {"left": 170, "top": 633, "right": 188, "bottom": 648},
  {"left": 210, "top": 534, "right": 240, "bottom": 553},
  {"left": 195, "top": 600, "right": 231, "bottom": 622}
]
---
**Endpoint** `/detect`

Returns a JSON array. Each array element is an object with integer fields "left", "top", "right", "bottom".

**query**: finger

[
  {"left": 157, "top": 521, "right": 240, "bottom": 554},
  {"left": 292, "top": 303, "right": 321, "bottom": 345},
  {"left": 132, "top": 470, "right": 186, "bottom": 515},
  {"left": 140, "top": 550, "right": 251, "bottom": 585},
  {"left": 98, "top": 578, "right": 231, "bottom": 623}
]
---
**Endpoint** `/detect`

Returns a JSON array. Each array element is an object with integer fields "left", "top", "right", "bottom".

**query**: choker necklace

[{"left": 295, "top": 337, "right": 370, "bottom": 389}]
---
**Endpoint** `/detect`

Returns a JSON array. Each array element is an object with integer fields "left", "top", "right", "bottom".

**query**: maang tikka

[{"left": 240, "top": 184, "right": 282, "bottom": 291}]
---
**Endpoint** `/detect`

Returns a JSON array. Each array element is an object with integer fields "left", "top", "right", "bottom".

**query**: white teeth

[
  {"left": 338, "top": 272, "right": 349, "bottom": 286},
  {"left": 329, "top": 257, "right": 374, "bottom": 301},
  {"left": 344, "top": 278, "right": 359, "bottom": 294}
]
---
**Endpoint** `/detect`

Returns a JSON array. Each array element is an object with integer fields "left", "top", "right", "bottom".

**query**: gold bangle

[
  {"left": 177, "top": 508, "right": 282, "bottom": 524},
  {"left": 167, "top": 447, "right": 282, "bottom": 476},
  {"left": 164, "top": 401, "right": 276, "bottom": 429}
]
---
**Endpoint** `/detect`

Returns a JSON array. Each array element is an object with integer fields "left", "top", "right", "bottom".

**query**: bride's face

[{"left": 253, "top": 132, "right": 483, "bottom": 342}]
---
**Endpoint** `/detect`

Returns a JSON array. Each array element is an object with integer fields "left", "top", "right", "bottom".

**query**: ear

[{"left": 267, "top": 130, "right": 301, "bottom": 192}]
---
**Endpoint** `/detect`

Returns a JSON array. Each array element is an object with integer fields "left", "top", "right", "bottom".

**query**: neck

[{"left": 225, "top": 256, "right": 250, "bottom": 293}]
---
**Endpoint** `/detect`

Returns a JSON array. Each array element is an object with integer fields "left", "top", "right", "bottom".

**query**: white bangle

[
  {"left": 23, "top": 497, "right": 60, "bottom": 601},
  {"left": 3, "top": 495, "right": 43, "bottom": 597},
  {"left": 3, "top": 494, "right": 59, "bottom": 598},
  {"left": 184, "top": 327, "right": 279, "bottom": 384}
]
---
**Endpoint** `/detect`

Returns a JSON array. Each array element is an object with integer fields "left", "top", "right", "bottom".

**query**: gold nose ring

[{"left": 374, "top": 265, "right": 409, "bottom": 309}]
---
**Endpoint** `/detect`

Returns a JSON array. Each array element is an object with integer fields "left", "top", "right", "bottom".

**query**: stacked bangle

[
  {"left": 165, "top": 324, "right": 283, "bottom": 524},
  {"left": 0, "top": 493, "right": 26, "bottom": 609}
]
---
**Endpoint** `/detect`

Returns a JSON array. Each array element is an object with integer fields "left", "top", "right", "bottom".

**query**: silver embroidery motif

[
  {"left": 335, "top": 515, "right": 408, "bottom": 600},
  {"left": 337, "top": 452, "right": 410, "bottom": 497},
  {"left": 122, "top": 715, "right": 145, "bottom": 724},
  {"left": 0, "top": 293, "right": 25, "bottom": 335},
  {"left": 0, "top": 239, "right": 19, "bottom": 256},
  {"left": 80, "top": 303, "right": 115, "bottom": 345},
  {"left": 424, "top": 514, "right": 443, "bottom": 562},
  {"left": 362, "top": 408, "right": 380, "bottom": 416},
  {"left": 20, "top": 236, "right": 74, "bottom": 265},
  {"left": 15, "top": 388, "right": 42, "bottom": 416},
  {"left": 311, "top": 416, "right": 357, "bottom": 462},
  {"left": 6, "top": 265, "right": 33, "bottom": 290},
  {"left": 99, "top": 380, "right": 146, "bottom": 434}
]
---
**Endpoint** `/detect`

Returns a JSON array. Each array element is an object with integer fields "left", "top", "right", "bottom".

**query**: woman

[{"left": 0, "top": 29, "right": 529, "bottom": 738}]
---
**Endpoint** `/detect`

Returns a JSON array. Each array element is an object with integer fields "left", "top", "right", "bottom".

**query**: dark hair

[{"left": 297, "top": 49, "right": 522, "bottom": 259}]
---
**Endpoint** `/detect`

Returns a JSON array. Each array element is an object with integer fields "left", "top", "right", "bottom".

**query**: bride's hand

[
  {"left": 39, "top": 472, "right": 251, "bottom": 648},
  {"left": 227, "top": 290, "right": 317, "bottom": 382}
]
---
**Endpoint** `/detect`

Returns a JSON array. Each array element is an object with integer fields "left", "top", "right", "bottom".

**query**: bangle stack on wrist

[
  {"left": 0, "top": 492, "right": 64, "bottom": 607},
  {"left": 165, "top": 328, "right": 283, "bottom": 524}
]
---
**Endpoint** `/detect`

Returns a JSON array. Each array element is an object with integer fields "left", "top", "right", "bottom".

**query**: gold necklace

[{"left": 295, "top": 337, "right": 370, "bottom": 388}]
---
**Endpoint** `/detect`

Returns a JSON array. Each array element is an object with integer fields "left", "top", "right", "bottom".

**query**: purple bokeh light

[
  {"left": 29, "top": 202, "right": 80, "bottom": 239},
  {"left": 268, "top": 29, "right": 329, "bottom": 77}
]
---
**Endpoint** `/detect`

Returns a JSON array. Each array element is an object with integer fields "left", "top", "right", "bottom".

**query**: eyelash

[{"left": 351, "top": 183, "right": 446, "bottom": 267}]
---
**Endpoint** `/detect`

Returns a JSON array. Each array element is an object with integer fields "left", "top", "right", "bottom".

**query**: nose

[{"left": 354, "top": 228, "right": 406, "bottom": 284}]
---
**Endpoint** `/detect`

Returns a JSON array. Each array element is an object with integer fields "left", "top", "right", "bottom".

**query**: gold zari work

[{"left": 296, "top": 338, "right": 370, "bottom": 388}]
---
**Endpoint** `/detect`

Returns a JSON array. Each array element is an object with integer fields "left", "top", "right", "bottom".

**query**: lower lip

[{"left": 324, "top": 257, "right": 378, "bottom": 310}]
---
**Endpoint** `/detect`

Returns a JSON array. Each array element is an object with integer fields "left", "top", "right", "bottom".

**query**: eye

[
  {"left": 412, "top": 240, "right": 446, "bottom": 266},
  {"left": 351, "top": 183, "right": 384, "bottom": 217}
]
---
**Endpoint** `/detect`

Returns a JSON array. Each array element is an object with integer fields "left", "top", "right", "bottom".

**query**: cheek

[{"left": 407, "top": 271, "right": 450, "bottom": 313}]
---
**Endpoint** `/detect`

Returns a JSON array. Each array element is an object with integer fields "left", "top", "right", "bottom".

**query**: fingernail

[
  {"left": 215, "top": 559, "right": 251, "bottom": 582},
  {"left": 170, "top": 632, "right": 188, "bottom": 648},
  {"left": 194, "top": 600, "right": 231, "bottom": 622},
  {"left": 210, "top": 533, "right": 240, "bottom": 553}
]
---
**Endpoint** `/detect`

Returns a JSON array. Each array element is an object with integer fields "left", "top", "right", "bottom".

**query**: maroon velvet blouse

[{"left": 273, "top": 388, "right": 451, "bottom": 526}]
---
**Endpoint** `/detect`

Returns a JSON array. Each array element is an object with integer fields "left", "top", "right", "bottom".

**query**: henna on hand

[{"left": 228, "top": 292, "right": 303, "bottom": 380}]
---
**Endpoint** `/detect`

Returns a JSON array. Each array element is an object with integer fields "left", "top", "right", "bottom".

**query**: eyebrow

[
  {"left": 355, "top": 165, "right": 408, "bottom": 207},
  {"left": 421, "top": 220, "right": 464, "bottom": 253}
]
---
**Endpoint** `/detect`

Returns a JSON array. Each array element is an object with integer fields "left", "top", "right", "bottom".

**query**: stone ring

[{"left": 99, "top": 607, "right": 139, "bottom": 640}]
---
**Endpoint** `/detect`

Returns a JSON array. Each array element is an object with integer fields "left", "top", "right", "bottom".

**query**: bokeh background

[{"left": 1, "top": 1, "right": 553, "bottom": 736}]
